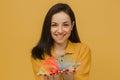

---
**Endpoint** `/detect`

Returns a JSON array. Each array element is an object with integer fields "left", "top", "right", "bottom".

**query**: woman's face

[{"left": 50, "top": 11, "right": 74, "bottom": 44}]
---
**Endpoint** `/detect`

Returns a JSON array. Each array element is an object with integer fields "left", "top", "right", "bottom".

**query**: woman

[{"left": 31, "top": 3, "right": 91, "bottom": 80}]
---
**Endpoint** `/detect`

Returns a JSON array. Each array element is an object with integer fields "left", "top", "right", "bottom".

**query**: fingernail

[
  {"left": 44, "top": 74, "right": 47, "bottom": 77},
  {"left": 65, "top": 69, "right": 69, "bottom": 72},
  {"left": 50, "top": 73, "right": 53, "bottom": 76},
  {"left": 73, "top": 69, "right": 76, "bottom": 72},
  {"left": 53, "top": 73, "right": 55, "bottom": 75}
]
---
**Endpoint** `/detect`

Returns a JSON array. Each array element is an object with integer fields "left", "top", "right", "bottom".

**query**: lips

[{"left": 55, "top": 34, "right": 66, "bottom": 40}]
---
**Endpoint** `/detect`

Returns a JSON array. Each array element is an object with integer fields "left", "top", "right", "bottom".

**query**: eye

[
  {"left": 51, "top": 23, "right": 57, "bottom": 27},
  {"left": 63, "top": 23, "right": 70, "bottom": 27},
  {"left": 51, "top": 24, "right": 56, "bottom": 26},
  {"left": 63, "top": 23, "right": 69, "bottom": 26}
]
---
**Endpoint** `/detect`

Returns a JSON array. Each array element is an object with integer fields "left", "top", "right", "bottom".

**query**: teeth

[{"left": 56, "top": 34, "right": 65, "bottom": 40}]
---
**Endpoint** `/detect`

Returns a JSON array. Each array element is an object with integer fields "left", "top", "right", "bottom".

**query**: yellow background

[{"left": 0, "top": 0, "right": 120, "bottom": 80}]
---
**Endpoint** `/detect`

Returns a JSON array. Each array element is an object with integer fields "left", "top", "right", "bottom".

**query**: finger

[
  {"left": 66, "top": 68, "right": 76, "bottom": 73},
  {"left": 62, "top": 68, "right": 76, "bottom": 75},
  {"left": 61, "top": 71, "right": 74, "bottom": 80},
  {"left": 72, "top": 68, "right": 76, "bottom": 73},
  {"left": 49, "top": 74, "right": 53, "bottom": 80},
  {"left": 63, "top": 69, "right": 69, "bottom": 75},
  {"left": 53, "top": 72, "right": 60, "bottom": 79},
  {"left": 65, "top": 69, "right": 69, "bottom": 72},
  {"left": 43, "top": 74, "right": 49, "bottom": 80}
]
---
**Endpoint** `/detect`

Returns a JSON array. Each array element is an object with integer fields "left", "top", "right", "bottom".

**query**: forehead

[{"left": 51, "top": 11, "right": 71, "bottom": 22}]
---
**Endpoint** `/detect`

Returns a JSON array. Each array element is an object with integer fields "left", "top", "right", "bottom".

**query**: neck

[{"left": 53, "top": 40, "right": 68, "bottom": 50}]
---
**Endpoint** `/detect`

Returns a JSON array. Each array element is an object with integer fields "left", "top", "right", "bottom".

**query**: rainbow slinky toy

[{"left": 37, "top": 56, "right": 80, "bottom": 76}]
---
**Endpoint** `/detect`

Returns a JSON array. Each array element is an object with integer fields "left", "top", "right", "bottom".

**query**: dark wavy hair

[{"left": 32, "top": 3, "right": 81, "bottom": 60}]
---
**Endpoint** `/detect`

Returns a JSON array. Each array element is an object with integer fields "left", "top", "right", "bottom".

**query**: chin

[
  {"left": 55, "top": 41, "right": 64, "bottom": 44},
  {"left": 54, "top": 39, "right": 68, "bottom": 44}
]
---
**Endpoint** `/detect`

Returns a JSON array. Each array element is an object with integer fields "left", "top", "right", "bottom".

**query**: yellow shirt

[{"left": 31, "top": 41, "right": 91, "bottom": 80}]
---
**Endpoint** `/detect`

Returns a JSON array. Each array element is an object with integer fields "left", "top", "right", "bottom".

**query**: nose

[{"left": 57, "top": 26, "right": 63, "bottom": 34}]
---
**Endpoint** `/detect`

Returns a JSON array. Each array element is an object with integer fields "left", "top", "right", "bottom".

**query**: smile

[{"left": 55, "top": 34, "right": 66, "bottom": 40}]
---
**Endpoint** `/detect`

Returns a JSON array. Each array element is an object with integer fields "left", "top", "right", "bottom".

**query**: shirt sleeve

[
  {"left": 75, "top": 44, "right": 91, "bottom": 80},
  {"left": 31, "top": 56, "right": 43, "bottom": 80}
]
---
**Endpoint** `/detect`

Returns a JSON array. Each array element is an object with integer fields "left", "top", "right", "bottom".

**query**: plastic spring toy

[{"left": 37, "top": 56, "right": 80, "bottom": 76}]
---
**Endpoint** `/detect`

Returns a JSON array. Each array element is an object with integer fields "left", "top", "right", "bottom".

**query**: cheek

[
  {"left": 67, "top": 30, "right": 72, "bottom": 37},
  {"left": 65, "top": 27, "right": 72, "bottom": 34},
  {"left": 50, "top": 28, "right": 55, "bottom": 34},
  {"left": 50, "top": 28, "right": 56, "bottom": 37}
]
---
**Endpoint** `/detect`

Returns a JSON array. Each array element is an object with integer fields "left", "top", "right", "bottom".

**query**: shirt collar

[
  {"left": 65, "top": 40, "right": 75, "bottom": 54},
  {"left": 51, "top": 40, "right": 75, "bottom": 56}
]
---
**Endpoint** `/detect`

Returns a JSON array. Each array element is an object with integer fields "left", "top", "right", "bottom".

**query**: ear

[{"left": 71, "top": 21, "right": 75, "bottom": 30}]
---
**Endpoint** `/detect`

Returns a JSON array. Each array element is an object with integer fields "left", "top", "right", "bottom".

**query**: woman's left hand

[
  {"left": 61, "top": 69, "right": 76, "bottom": 80},
  {"left": 44, "top": 72, "right": 60, "bottom": 80}
]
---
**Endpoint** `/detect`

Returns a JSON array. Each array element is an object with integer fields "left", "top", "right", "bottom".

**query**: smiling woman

[{"left": 31, "top": 3, "right": 91, "bottom": 80}]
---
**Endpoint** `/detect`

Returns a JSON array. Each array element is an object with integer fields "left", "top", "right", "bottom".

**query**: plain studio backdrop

[{"left": 0, "top": 0, "right": 120, "bottom": 80}]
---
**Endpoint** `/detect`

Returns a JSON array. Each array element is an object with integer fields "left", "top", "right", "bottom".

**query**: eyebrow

[
  {"left": 51, "top": 21, "right": 70, "bottom": 23},
  {"left": 63, "top": 21, "right": 69, "bottom": 23},
  {"left": 51, "top": 22, "right": 56, "bottom": 24}
]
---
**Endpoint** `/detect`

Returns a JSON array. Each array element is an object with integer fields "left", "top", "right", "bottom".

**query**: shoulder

[
  {"left": 71, "top": 42, "right": 90, "bottom": 51},
  {"left": 67, "top": 41, "right": 91, "bottom": 53},
  {"left": 31, "top": 55, "right": 42, "bottom": 64},
  {"left": 71, "top": 42, "right": 91, "bottom": 58}
]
